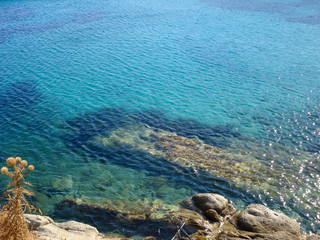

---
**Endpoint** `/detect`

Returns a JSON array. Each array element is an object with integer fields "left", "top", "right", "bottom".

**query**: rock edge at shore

[
  {"left": 25, "top": 214, "right": 131, "bottom": 240},
  {"left": 26, "top": 193, "right": 320, "bottom": 240}
]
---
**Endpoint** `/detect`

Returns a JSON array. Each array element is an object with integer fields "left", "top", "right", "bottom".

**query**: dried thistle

[{"left": 0, "top": 157, "right": 40, "bottom": 240}]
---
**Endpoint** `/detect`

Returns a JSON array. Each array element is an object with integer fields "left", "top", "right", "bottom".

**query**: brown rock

[
  {"left": 163, "top": 208, "right": 213, "bottom": 234},
  {"left": 192, "top": 193, "right": 228, "bottom": 213},
  {"left": 220, "top": 203, "right": 236, "bottom": 217},
  {"left": 204, "top": 209, "right": 220, "bottom": 222},
  {"left": 179, "top": 198, "right": 200, "bottom": 213},
  {"left": 236, "top": 204, "right": 300, "bottom": 236},
  {"left": 187, "top": 218, "right": 212, "bottom": 231}
]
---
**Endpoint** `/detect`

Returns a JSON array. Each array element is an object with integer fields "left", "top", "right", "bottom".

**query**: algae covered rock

[
  {"left": 52, "top": 176, "right": 73, "bottom": 191},
  {"left": 90, "top": 123, "right": 267, "bottom": 189}
]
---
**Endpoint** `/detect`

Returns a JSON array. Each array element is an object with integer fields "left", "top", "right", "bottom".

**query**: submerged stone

[
  {"left": 90, "top": 123, "right": 269, "bottom": 189},
  {"left": 52, "top": 176, "right": 73, "bottom": 191}
]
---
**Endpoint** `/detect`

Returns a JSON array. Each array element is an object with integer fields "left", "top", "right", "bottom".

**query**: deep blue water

[{"left": 0, "top": 0, "right": 319, "bottom": 238}]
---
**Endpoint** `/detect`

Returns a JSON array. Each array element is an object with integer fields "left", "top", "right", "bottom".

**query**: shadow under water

[
  {"left": 0, "top": 10, "right": 109, "bottom": 44},
  {"left": 0, "top": 80, "right": 56, "bottom": 135},
  {"left": 63, "top": 107, "right": 240, "bottom": 150},
  {"left": 53, "top": 198, "right": 182, "bottom": 239},
  {"left": 202, "top": 0, "right": 320, "bottom": 25},
  {"left": 0, "top": 80, "right": 42, "bottom": 110},
  {"left": 60, "top": 107, "right": 246, "bottom": 198}
]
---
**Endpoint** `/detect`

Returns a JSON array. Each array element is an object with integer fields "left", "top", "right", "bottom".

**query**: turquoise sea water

[{"left": 0, "top": 0, "right": 319, "bottom": 238}]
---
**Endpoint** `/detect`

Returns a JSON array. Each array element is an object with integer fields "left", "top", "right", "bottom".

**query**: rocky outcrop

[
  {"left": 27, "top": 193, "right": 319, "bottom": 240},
  {"left": 52, "top": 193, "right": 239, "bottom": 239},
  {"left": 25, "top": 214, "right": 131, "bottom": 240},
  {"left": 54, "top": 198, "right": 214, "bottom": 239}
]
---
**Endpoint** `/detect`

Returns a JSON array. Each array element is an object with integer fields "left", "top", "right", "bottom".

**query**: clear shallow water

[{"left": 0, "top": 0, "right": 319, "bottom": 237}]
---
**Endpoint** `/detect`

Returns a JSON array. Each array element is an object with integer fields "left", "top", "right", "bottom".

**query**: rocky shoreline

[{"left": 26, "top": 193, "right": 319, "bottom": 240}]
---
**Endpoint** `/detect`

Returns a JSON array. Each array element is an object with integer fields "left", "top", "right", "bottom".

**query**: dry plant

[{"left": 0, "top": 157, "right": 40, "bottom": 240}]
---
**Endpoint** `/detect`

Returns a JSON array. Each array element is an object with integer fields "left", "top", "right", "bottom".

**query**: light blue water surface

[{"left": 0, "top": 0, "right": 319, "bottom": 237}]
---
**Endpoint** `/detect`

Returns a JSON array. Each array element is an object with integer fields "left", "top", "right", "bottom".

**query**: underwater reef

[{"left": 90, "top": 122, "right": 265, "bottom": 187}]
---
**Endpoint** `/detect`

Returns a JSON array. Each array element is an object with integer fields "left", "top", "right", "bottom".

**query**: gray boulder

[
  {"left": 25, "top": 214, "right": 54, "bottom": 229},
  {"left": 236, "top": 204, "right": 300, "bottom": 236},
  {"left": 25, "top": 214, "right": 129, "bottom": 240},
  {"left": 36, "top": 221, "right": 102, "bottom": 240}
]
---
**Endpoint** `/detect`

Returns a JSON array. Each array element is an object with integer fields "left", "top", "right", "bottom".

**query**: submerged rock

[
  {"left": 52, "top": 176, "right": 73, "bottom": 191},
  {"left": 90, "top": 123, "right": 268, "bottom": 189}
]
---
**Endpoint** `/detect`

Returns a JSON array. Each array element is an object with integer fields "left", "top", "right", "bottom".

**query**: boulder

[
  {"left": 192, "top": 193, "right": 229, "bottom": 213},
  {"left": 236, "top": 204, "right": 300, "bottom": 236},
  {"left": 37, "top": 221, "right": 101, "bottom": 240},
  {"left": 25, "top": 214, "right": 54, "bottom": 229},
  {"left": 25, "top": 214, "right": 127, "bottom": 240}
]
